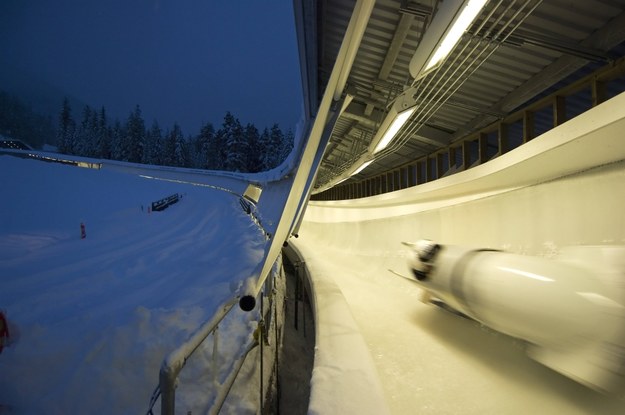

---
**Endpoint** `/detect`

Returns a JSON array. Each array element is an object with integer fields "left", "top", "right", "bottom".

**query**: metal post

[
  {"left": 302, "top": 287, "right": 307, "bottom": 337},
  {"left": 274, "top": 284, "right": 281, "bottom": 415},
  {"left": 294, "top": 263, "right": 300, "bottom": 331},
  {"left": 159, "top": 297, "right": 238, "bottom": 415},
  {"left": 259, "top": 295, "right": 264, "bottom": 413},
  {"left": 159, "top": 365, "right": 177, "bottom": 415},
  {"left": 208, "top": 341, "right": 259, "bottom": 415},
  {"left": 212, "top": 326, "right": 219, "bottom": 385}
]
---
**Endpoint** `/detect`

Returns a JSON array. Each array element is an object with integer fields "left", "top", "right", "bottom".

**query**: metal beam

[
  {"left": 497, "top": 10, "right": 625, "bottom": 114},
  {"left": 451, "top": 10, "right": 625, "bottom": 141},
  {"left": 379, "top": 13, "right": 415, "bottom": 80}
]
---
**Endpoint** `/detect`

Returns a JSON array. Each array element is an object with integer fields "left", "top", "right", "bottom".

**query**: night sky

[{"left": 0, "top": 0, "right": 303, "bottom": 135}]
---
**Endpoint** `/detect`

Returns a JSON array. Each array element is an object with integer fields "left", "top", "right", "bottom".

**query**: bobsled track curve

[{"left": 291, "top": 91, "right": 625, "bottom": 413}]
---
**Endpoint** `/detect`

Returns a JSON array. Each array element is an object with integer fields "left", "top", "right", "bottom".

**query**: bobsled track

[{"left": 289, "top": 89, "right": 625, "bottom": 414}]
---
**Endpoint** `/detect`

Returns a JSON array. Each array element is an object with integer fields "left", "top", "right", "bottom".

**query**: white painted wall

[{"left": 302, "top": 90, "right": 625, "bottom": 255}]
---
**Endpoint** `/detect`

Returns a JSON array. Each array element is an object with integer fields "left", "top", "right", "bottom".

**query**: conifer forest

[{"left": 1, "top": 91, "right": 294, "bottom": 173}]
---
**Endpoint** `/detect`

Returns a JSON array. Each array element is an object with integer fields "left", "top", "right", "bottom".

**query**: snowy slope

[{"left": 0, "top": 155, "right": 267, "bottom": 414}]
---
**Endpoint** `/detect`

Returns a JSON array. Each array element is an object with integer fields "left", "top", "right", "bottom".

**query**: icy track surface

[
  {"left": 0, "top": 156, "right": 266, "bottom": 414},
  {"left": 293, "top": 237, "right": 625, "bottom": 415}
]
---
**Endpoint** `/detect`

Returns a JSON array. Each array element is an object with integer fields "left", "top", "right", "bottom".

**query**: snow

[
  {"left": 0, "top": 155, "right": 268, "bottom": 414},
  {"left": 287, "top": 244, "right": 390, "bottom": 415},
  {"left": 0, "top": 147, "right": 393, "bottom": 415}
]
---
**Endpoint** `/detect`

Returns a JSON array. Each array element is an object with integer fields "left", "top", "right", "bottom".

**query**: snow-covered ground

[{"left": 0, "top": 155, "right": 268, "bottom": 414}]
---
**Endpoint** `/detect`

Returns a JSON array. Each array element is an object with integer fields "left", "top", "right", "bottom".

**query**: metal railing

[
  {"left": 156, "top": 297, "right": 238, "bottom": 414},
  {"left": 151, "top": 193, "right": 181, "bottom": 212},
  {"left": 146, "top": 260, "right": 283, "bottom": 415}
]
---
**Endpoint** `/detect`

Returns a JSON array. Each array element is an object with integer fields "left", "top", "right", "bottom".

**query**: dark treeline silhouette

[
  {"left": 0, "top": 90, "right": 56, "bottom": 148},
  {"left": 56, "top": 98, "right": 294, "bottom": 172}
]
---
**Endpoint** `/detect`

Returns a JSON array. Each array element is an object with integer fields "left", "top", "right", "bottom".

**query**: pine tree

[
  {"left": 222, "top": 113, "right": 247, "bottom": 172},
  {"left": 87, "top": 107, "right": 99, "bottom": 157},
  {"left": 280, "top": 128, "right": 294, "bottom": 165},
  {"left": 162, "top": 124, "right": 182, "bottom": 166},
  {"left": 260, "top": 124, "right": 284, "bottom": 170},
  {"left": 194, "top": 122, "right": 214, "bottom": 169},
  {"left": 97, "top": 107, "right": 111, "bottom": 159},
  {"left": 57, "top": 97, "right": 76, "bottom": 154},
  {"left": 245, "top": 123, "right": 262, "bottom": 173},
  {"left": 209, "top": 114, "right": 230, "bottom": 170},
  {"left": 143, "top": 120, "right": 163, "bottom": 165},
  {"left": 74, "top": 105, "right": 89, "bottom": 156},
  {"left": 110, "top": 120, "right": 125, "bottom": 160},
  {"left": 174, "top": 132, "right": 191, "bottom": 167},
  {"left": 258, "top": 127, "right": 270, "bottom": 171},
  {"left": 122, "top": 105, "right": 145, "bottom": 163}
]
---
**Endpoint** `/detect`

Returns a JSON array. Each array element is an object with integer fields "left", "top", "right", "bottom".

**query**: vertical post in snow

[
  {"left": 274, "top": 287, "right": 280, "bottom": 407},
  {"left": 259, "top": 295, "right": 264, "bottom": 413},
  {"left": 159, "top": 367, "right": 176, "bottom": 415},
  {"left": 212, "top": 326, "right": 219, "bottom": 385},
  {"left": 294, "top": 262, "right": 300, "bottom": 331}
]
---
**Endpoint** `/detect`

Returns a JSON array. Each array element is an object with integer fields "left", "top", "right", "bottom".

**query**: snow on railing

[
  {"left": 155, "top": 297, "right": 238, "bottom": 414},
  {"left": 146, "top": 258, "right": 284, "bottom": 415}
]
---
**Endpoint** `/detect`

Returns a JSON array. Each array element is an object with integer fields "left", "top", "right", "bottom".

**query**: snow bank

[
  {"left": 0, "top": 155, "right": 267, "bottom": 414},
  {"left": 285, "top": 244, "right": 391, "bottom": 415}
]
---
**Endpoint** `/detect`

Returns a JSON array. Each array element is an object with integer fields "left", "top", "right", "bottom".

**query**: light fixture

[
  {"left": 369, "top": 88, "right": 418, "bottom": 154},
  {"left": 351, "top": 159, "right": 373, "bottom": 176},
  {"left": 373, "top": 106, "right": 416, "bottom": 154},
  {"left": 409, "top": 0, "right": 488, "bottom": 79}
]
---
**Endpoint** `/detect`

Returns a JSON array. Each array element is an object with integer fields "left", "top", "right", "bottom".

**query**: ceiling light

[
  {"left": 369, "top": 88, "right": 418, "bottom": 154},
  {"left": 410, "top": 0, "right": 488, "bottom": 79},
  {"left": 373, "top": 106, "right": 416, "bottom": 154},
  {"left": 351, "top": 159, "right": 374, "bottom": 176}
]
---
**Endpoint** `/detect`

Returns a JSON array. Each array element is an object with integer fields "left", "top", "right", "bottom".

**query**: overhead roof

[{"left": 295, "top": 0, "right": 625, "bottom": 195}]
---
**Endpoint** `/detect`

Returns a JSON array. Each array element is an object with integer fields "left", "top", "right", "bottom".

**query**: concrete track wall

[
  {"left": 293, "top": 92, "right": 625, "bottom": 414},
  {"left": 301, "top": 91, "right": 625, "bottom": 256}
]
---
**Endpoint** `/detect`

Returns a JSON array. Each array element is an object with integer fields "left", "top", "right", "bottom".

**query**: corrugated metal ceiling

[{"left": 299, "top": 0, "right": 625, "bottom": 194}]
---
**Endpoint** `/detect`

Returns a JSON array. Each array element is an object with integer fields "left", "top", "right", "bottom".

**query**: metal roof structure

[{"left": 295, "top": 0, "right": 625, "bottom": 197}]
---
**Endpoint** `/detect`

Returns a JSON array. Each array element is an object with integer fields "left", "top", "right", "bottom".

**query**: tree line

[
  {"left": 56, "top": 98, "right": 294, "bottom": 172},
  {"left": 0, "top": 90, "right": 56, "bottom": 148}
]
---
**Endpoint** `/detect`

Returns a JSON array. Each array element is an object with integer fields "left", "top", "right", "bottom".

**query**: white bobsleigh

[{"left": 405, "top": 240, "right": 625, "bottom": 394}]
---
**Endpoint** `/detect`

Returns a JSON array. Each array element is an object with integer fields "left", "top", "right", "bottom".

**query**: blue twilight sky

[{"left": 0, "top": 0, "right": 303, "bottom": 135}]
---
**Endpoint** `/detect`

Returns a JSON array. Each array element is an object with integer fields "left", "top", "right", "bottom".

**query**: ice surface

[{"left": 291, "top": 235, "right": 625, "bottom": 414}]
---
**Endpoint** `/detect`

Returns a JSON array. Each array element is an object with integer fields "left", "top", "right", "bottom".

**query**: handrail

[
  {"left": 158, "top": 296, "right": 239, "bottom": 415},
  {"left": 147, "top": 265, "right": 282, "bottom": 415},
  {"left": 152, "top": 188, "right": 279, "bottom": 413},
  {"left": 207, "top": 340, "right": 259, "bottom": 415}
]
